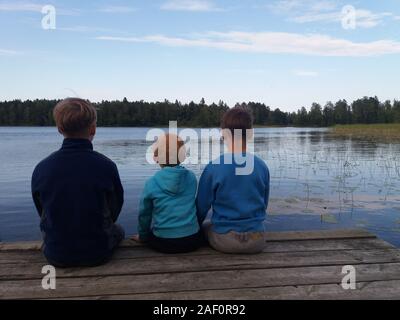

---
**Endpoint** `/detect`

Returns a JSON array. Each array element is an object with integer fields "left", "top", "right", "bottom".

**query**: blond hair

[{"left": 153, "top": 134, "right": 186, "bottom": 167}]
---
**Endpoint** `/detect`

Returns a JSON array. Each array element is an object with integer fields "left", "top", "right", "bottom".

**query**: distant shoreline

[
  {"left": 1, "top": 124, "right": 399, "bottom": 132},
  {"left": 1, "top": 96, "right": 399, "bottom": 128}
]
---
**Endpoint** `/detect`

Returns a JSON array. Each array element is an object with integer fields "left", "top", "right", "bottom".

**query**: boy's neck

[
  {"left": 63, "top": 135, "right": 93, "bottom": 141},
  {"left": 227, "top": 149, "right": 247, "bottom": 154},
  {"left": 227, "top": 143, "right": 247, "bottom": 154}
]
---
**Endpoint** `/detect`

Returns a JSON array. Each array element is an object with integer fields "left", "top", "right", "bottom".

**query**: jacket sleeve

[
  {"left": 196, "top": 165, "right": 215, "bottom": 225},
  {"left": 138, "top": 182, "right": 153, "bottom": 241},
  {"left": 31, "top": 166, "right": 43, "bottom": 218},
  {"left": 108, "top": 163, "right": 124, "bottom": 222}
]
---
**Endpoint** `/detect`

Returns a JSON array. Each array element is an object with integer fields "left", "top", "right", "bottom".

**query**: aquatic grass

[{"left": 331, "top": 124, "right": 400, "bottom": 141}]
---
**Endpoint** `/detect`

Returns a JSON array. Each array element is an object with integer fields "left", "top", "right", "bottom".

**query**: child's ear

[
  {"left": 89, "top": 123, "right": 96, "bottom": 136},
  {"left": 88, "top": 124, "right": 96, "bottom": 141}
]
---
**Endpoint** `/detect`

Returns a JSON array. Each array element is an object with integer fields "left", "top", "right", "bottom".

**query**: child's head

[
  {"left": 153, "top": 133, "right": 186, "bottom": 168},
  {"left": 221, "top": 106, "right": 253, "bottom": 152},
  {"left": 53, "top": 98, "right": 97, "bottom": 140}
]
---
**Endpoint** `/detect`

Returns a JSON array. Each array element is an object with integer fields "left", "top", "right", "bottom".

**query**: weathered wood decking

[{"left": 1, "top": 229, "right": 400, "bottom": 300}]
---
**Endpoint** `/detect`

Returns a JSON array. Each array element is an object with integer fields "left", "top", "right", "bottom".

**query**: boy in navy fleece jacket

[
  {"left": 31, "top": 98, "right": 125, "bottom": 267},
  {"left": 196, "top": 107, "right": 270, "bottom": 253}
]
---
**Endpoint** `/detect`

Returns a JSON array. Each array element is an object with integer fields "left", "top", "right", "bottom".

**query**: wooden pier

[{"left": 1, "top": 229, "right": 400, "bottom": 300}]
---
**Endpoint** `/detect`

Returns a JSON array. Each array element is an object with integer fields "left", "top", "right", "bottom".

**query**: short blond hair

[
  {"left": 53, "top": 98, "right": 97, "bottom": 136},
  {"left": 153, "top": 134, "right": 186, "bottom": 167}
]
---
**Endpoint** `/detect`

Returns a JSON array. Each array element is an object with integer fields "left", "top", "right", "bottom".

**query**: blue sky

[{"left": 0, "top": 0, "right": 399, "bottom": 111}]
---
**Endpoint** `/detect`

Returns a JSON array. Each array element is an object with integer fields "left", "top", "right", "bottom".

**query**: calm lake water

[{"left": 1, "top": 127, "right": 400, "bottom": 246}]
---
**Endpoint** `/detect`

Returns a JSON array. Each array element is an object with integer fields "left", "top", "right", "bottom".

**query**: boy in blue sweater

[
  {"left": 132, "top": 134, "right": 203, "bottom": 253},
  {"left": 196, "top": 107, "right": 270, "bottom": 253}
]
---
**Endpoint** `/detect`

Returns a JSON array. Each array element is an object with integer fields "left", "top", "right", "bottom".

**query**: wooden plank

[
  {"left": 0, "top": 238, "right": 394, "bottom": 265},
  {"left": 264, "top": 229, "right": 376, "bottom": 241},
  {"left": 0, "top": 247, "right": 221, "bottom": 265},
  {"left": 0, "top": 229, "right": 375, "bottom": 252},
  {"left": 264, "top": 238, "right": 394, "bottom": 252},
  {"left": 2, "top": 262, "right": 400, "bottom": 299},
  {"left": 1, "top": 249, "right": 400, "bottom": 281},
  {"left": 66, "top": 280, "right": 400, "bottom": 300},
  {"left": 0, "top": 240, "right": 139, "bottom": 252},
  {"left": 0, "top": 241, "right": 42, "bottom": 251}
]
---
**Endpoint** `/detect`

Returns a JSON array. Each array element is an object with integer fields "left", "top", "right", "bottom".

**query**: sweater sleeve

[
  {"left": 138, "top": 181, "right": 154, "bottom": 241},
  {"left": 264, "top": 167, "right": 270, "bottom": 208},
  {"left": 196, "top": 165, "right": 215, "bottom": 225}
]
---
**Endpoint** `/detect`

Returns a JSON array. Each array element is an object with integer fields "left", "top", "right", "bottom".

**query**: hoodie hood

[{"left": 153, "top": 165, "right": 189, "bottom": 195}]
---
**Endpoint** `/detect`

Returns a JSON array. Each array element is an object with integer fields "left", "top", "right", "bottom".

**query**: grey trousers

[{"left": 203, "top": 222, "right": 266, "bottom": 254}]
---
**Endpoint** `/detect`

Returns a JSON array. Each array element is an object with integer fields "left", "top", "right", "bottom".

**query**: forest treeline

[{"left": 0, "top": 96, "right": 399, "bottom": 127}]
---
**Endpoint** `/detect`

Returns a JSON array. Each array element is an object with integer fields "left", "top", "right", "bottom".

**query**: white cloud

[
  {"left": 268, "top": 1, "right": 393, "bottom": 28},
  {"left": 0, "top": 1, "right": 80, "bottom": 15},
  {"left": 293, "top": 69, "right": 319, "bottom": 77},
  {"left": 0, "top": 49, "right": 21, "bottom": 56},
  {"left": 161, "top": 0, "right": 219, "bottom": 12},
  {"left": 98, "top": 6, "right": 136, "bottom": 14},
  {"left": 355, "top": 10, "right": 392, "bottom": 28},
  {"left": 292, "top": 9, "right": 392, "bottom": 28},
  {"left": 96, "top": 31, "right": 400, "bottom": 57},
  {"left": 268, "top": 0, "right": 337, "bottom": 14},
  {"left": 0, "top": 1, "right": 42, "bottom": 12},
  {"left": 58, "top": 26, "right": 115, "bottom": 33},
  {"left": 309, "top": 1, "right": 337, "bottom": 12},
  {"left": 291, "top": 11, "right": 340, "bottom": 23},
  {"left": 267, "top": 0, "right": 303, "bottom": 13}
]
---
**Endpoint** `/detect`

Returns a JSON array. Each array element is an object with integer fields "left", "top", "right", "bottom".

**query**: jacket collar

[{"left": 61, "top": 138, "right": 93, "bottom": 150}]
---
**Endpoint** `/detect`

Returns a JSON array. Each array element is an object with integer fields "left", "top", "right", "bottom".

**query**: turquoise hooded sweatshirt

[{"left": 138, "top": 165, "right": 199, "bottom": 240}]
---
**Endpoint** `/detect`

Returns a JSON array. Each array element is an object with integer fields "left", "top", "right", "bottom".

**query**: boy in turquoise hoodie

[{"left": 132, "top": 134, "right": 203, "bottom": 253}]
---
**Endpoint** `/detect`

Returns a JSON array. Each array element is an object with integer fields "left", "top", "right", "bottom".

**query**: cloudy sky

[{"left": 0, "top": 0, "right": 399, "bottom": 111}]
